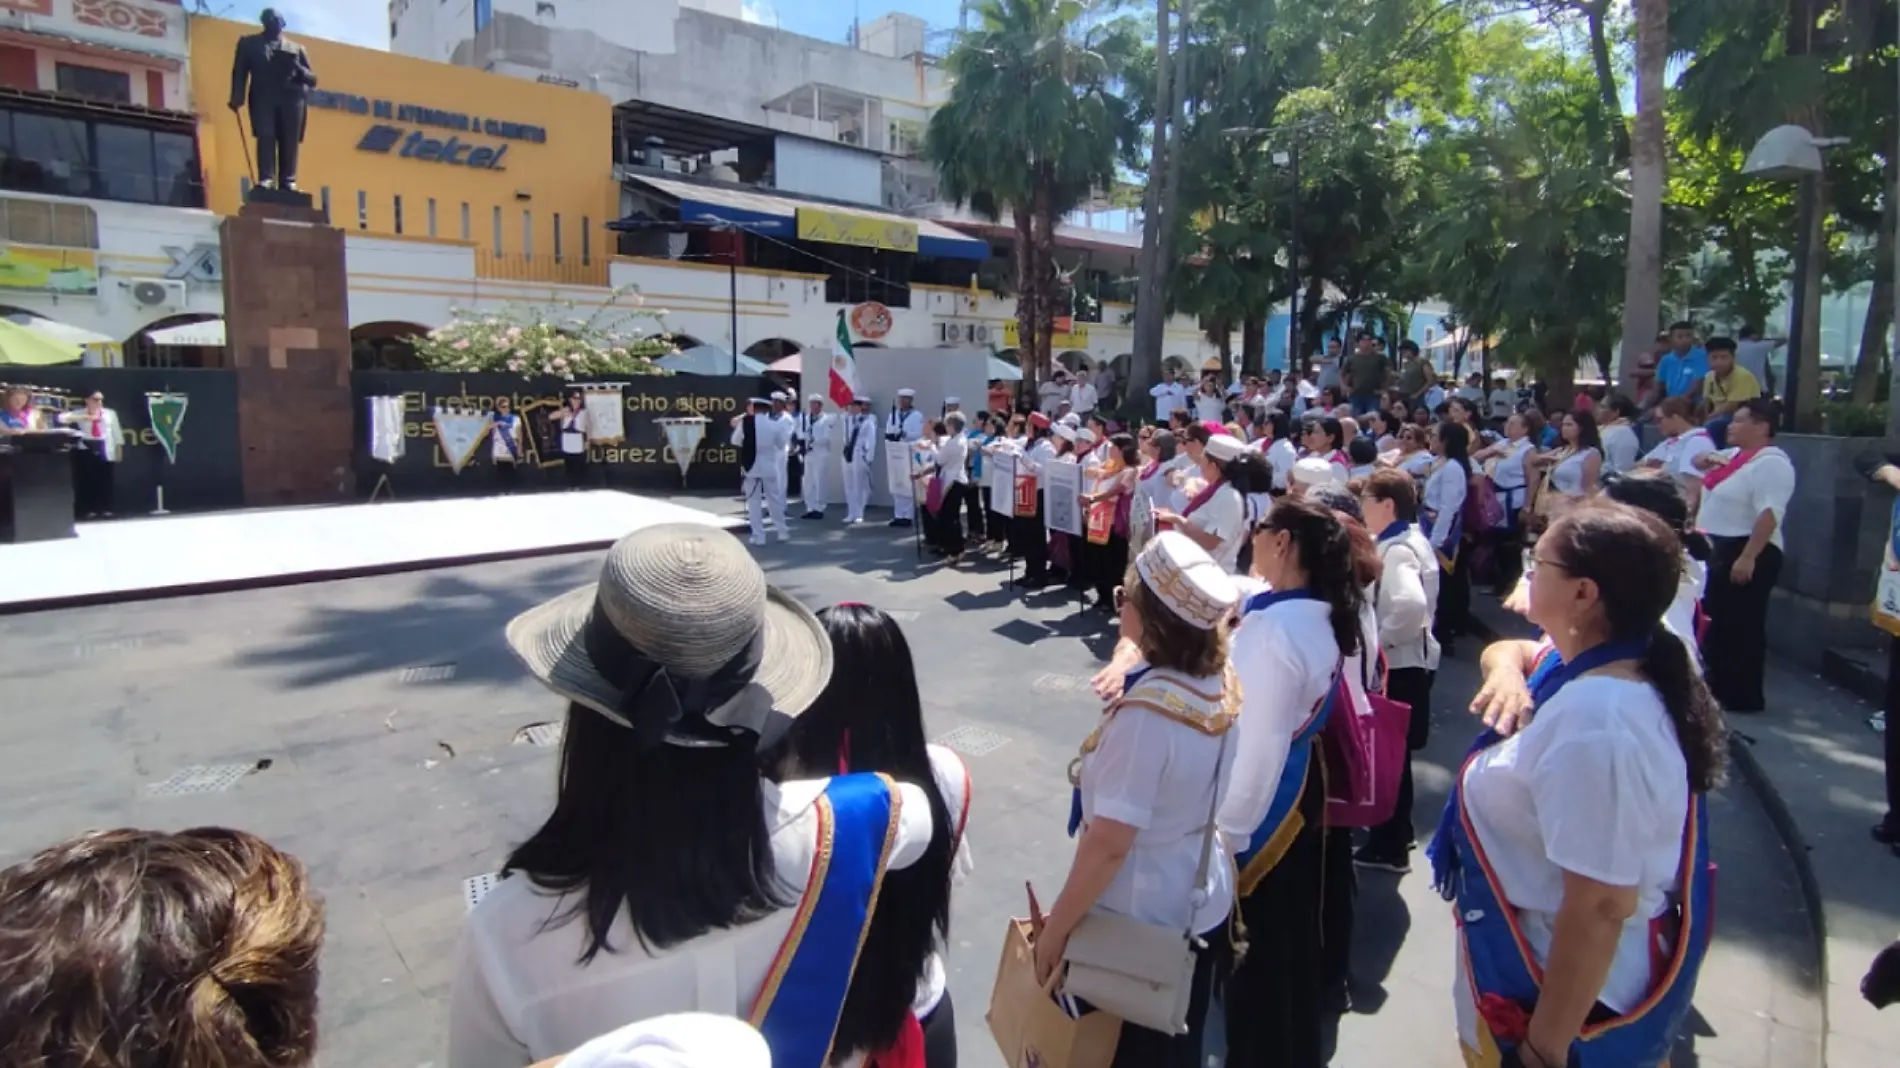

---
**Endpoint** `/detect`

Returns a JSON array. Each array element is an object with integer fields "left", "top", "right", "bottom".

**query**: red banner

[{"left": 1014, "top": 475, "right": 1039, "bottom": 517}]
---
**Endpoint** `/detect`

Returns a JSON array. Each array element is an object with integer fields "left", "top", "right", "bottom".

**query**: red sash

[
  {"left": 1701, "top": 447, "right": 1762, "bottom": 493},
  {"left": 1182, "top": 477, "right": 1225, "bottom": 518}
]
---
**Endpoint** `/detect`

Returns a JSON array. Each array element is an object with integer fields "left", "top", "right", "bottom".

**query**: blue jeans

[
  {"left": 1705, "top": 414, "right": 1732, "bottom": 450},
  {"left": 1351, "top": 393, "right": 1381, "bottom": 416}
]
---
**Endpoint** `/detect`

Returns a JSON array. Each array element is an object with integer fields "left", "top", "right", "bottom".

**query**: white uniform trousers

[
  {"left": 745, "top": 471, "right": 789, "bottom": 543},
  {"left": 844, "top": 458, "right": 873, "bottom": 521},
  {"left": 802, "top": 448, "right": 832, "bottom": 512}
]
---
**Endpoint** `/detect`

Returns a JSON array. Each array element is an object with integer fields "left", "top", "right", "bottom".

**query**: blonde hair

[{"left": 0, "top": 827, "right": 325, "bottom": 1068}]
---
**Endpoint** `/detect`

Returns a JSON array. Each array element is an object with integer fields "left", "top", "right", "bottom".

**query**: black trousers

[
  {"left": 1321, "top": 824, "right": 1356, "bottom": 996},
  {"left": 72, "top": 446, "right": 114, "bottom": 516},
  {"left": 1434, "top": 543, "right": 1472, "bottom": 645},
  {"left": 921, "top": 990, "right": 957, "bottom": 1068},
  {"left": 935, "top": 483, "right": 966, "bottom": 556},
  {"left": 1087, "top": 533, "right": 1129, "bottom": 605},
  {"left": 1704, "top": 537, "right": 1783, "bottom": 712},
  {"left": 251, "top": 99, "right": 307, "bottom": 185},
  {"left": 1884, "top": 637, "right": 1900, "bottom": 833},
  {"left": 563, "top": 452, "right": 588, "bottom": 488},
  {"left": 966, "top": 476, "right": 987, "bottom": 539},
  {"left": 494, "top": 459, "right": 519, "bottom": 492},
  {"left": 1013, "top": 503, "right": 1049, "bottom": 580},
  {"left": 1227, "top": 745, "right": 1328, "bottom": 1068},
  {"left": 1363, "top": 666, "right": 1436, "bottom": 854},
  {"left": 1106, "top": 923, "right": 1227, "bottom": 1068}
]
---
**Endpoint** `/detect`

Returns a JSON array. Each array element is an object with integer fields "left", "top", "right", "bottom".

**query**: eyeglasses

[
  {"left": 1112, "top": 585, "right": 1127, "bottom": 611},
  {"left": 1528, "top": 555, "right": 1570, "bottom": 576}
]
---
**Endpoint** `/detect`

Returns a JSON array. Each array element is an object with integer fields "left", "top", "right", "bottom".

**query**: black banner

[
  {"left": 0, "top": 367, "right": 244, "bottom": 513},
  {"left": 349, "top": 371, "right": 766, "bottom": 498}
]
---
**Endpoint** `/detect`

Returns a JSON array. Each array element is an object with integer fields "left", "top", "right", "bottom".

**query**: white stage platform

[{"left": 0, "top": 491, "right": 742, "bottom": 612}]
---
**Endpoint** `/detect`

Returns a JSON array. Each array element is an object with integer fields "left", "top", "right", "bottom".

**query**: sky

[{"left": 220, "top": 0, "right": 967, "bottom": 52}]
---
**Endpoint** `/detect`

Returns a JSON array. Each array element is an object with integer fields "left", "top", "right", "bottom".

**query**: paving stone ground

[{"left": 0, "top": 501, "right": 1828, "bottom": 1068}]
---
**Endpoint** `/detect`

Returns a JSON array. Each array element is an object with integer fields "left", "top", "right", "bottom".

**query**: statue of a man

[{"left": 229, "top": 8, "right": 318, "bottom": 191}]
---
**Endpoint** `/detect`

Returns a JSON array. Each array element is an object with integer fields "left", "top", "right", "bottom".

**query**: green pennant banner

[{"left": 146, "top": 392, "right": 188, "bottom": 464}]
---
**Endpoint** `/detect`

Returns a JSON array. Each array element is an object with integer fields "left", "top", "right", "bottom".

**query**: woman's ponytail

[{"left": 1641, "top": 621, "right": 1726, "bottom": 792}]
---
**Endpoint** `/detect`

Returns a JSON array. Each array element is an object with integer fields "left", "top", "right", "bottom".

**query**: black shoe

[
  {"left": 1873, "top": 822, "right": 1900, "bottom": 847},
  {"left": 1353, "top": 844, "right": 1412, "bottom": 874},
  {"left": 1021, "top": 574, "right": 1051, "bottom": 589},
  {"left": 802, "top": 511, "right": 824, "bottom": 520},
  {"left": 889, "top": 518, "right": 914, "bottom": 528}
]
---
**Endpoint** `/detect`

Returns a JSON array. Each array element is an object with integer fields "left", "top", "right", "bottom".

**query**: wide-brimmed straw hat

[{"left": 506, "top": 523, "right": 831, "bottom": 747}]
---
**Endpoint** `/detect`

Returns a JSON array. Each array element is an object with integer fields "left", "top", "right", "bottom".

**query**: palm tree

[
  {"left": 927, "top": 0, "right": 1137, "bottom": 396},
  {"left": 1619, "top": 0, "right": 1668, "bottom": 386}
]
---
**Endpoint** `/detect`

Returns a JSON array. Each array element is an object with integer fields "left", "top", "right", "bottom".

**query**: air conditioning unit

[{"left": 123, "top": 277, "right": 187, "bottom": 312}]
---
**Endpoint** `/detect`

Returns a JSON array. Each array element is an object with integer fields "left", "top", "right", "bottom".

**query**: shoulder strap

[{"left": 1185, "top": 709, "right": 1231, "bottom": 938}]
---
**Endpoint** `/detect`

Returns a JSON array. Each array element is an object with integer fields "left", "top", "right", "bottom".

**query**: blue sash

[
  {"left": 1426, "top": 640, "right": 1712, "bottom": 1067},
  {"left": 494, "top": 413, "right": 522, "bottom": 461},
  {"left": 749, "top": 773, "right": 903, "bottom": 1068},
  {"left": 1231, "top": 588, "right": 1340, "bottom": 896}
]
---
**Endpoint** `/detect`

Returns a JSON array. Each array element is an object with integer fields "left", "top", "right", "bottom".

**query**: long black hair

[
  {"left": 1306, "top": 415, "right": 1345, "bottom": 454},
  {"left": 1540, "top": 501, "right": 1727, "bottom": 791},
  {"left": 504, "top": 703, "right": 787, "bottom": 962},
  {"left": 1259, "top": 495, "right": 1365, "bottom": 658},
  {"left": 1565, "top": 408, "right": 1603, "bottom": 453},
  {"left": 1602, "top": 470, "right": 1712, "bottom": 561},
  {"left": 1435, "top": 420, "right": 1472, "bottom": 473},
  {"left": 766, "top": 604, "right": 956, "bottom": 1060}
]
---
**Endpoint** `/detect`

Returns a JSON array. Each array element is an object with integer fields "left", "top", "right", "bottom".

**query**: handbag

[
  {"left": 1324, "top": 647, "right": 1410, "bottom": 829},
  {"left": 1058, "top": 727, "right": 1229, "bottom": 1034},
  {"left": 987, "top": 919, "right": 1120, "bottom": 1068}
]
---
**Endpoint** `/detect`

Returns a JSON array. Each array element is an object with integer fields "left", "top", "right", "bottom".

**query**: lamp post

[
  {"left": 1223, "top": 115, "right": 1342, "bottom": 374},
  {"left": 1742, "top": 124, "right": 1848, "bottom": 432}
]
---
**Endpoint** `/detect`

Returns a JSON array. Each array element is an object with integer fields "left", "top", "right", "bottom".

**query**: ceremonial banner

[
  {"left": 885, "top": 439, "right": 914, "bottom": 499},
  {"left": 1129, "top": 492, "right": 1155, "bottom": 552},
  {"left": 582, "top": 387, "right": 626, "bottom": 444},
  {"left": 145, "top": 392, "right": 188, "bottom": 463},
  {"left": 1014, "top": 473, "right": 1039, "bottom": 517},
  {"left": 432, "top": 407, "right": 490, "bottom": 473},
  {"left": 1875, "top": 496, "right": 1900, "bottom": 638},
  {"left": 366, "top": 395, "right": 406, "bottom": 463},
  {"left": 989, "top": 452, "right": 1016, "bottom": 516},
  {"left": 656, "top": 416, "right": 709, "bottom": 478},
  {"left": 1044, "top": 461, "right": 1083, "bottom": 536},
  {"left": 1086, "top": 498, "right": 1115, "bottom": 545}
]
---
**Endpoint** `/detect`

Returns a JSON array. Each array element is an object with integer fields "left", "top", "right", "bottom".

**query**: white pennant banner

[
  {"left": 657, "top": 417, "right": 708, "bottom": 478},
  {"left": 433, "top": 408, "right": 490, "bottom": 474}
]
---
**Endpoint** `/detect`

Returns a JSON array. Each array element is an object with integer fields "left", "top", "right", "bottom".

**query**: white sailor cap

[
  {"left": 897, "top": 388, "right": 917, "bottom": 399},
  {"left": 944, "top": 396, "right": 961, "bottom": 406},
  {"left": 1075, "top": 428, "right": 1098, "bottom": 446},
  {"left": 851, "top": 394, "right": 872, "bottom": 404},
  {"left": 1205, "top": 434, "right": 1247, "bottom": 462},
  {"left": 806, "top": 393, "right": 825, "bottom": 404},
  {"left": 1134, "top": 531, "right": 1239, "bottom": 630},
  {"left": 1292, "top": 456, "right": 1342, "bottom": 486},
  {"left": 1059, "top": 413, "right": 1082, "bottom": 428},
  {"left": 770, "top": 391, "right": 790, "bottom": 402},
  {"left": 748, "top": 397, "right": 773, "bottom": 406},
  {"left": 1052, "top": 424, "right": 1078, "bottom": 442}
]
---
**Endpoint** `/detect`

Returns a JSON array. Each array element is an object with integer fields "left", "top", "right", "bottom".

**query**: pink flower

[{"left": 452, "top": 339, "right": 471, "bottom": 351}]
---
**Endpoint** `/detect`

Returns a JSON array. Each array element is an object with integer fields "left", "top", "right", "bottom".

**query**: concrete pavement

[{"left": 0, "top": 499, "right": 1840, "bottom": 1067}]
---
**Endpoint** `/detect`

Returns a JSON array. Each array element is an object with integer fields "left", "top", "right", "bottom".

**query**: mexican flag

[{"left": 828, "top": 309, "right": 859, "bottom": 409}]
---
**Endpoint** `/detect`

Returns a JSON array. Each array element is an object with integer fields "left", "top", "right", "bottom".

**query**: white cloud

[
  {"left": 224, "top": 1, "right": 391, "bottom": 51},
  {"left": 740, "top": 0, "right": 776, "bottom": 26}
]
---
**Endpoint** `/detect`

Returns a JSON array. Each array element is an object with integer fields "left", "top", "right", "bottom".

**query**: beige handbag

[{"left": 1058, "top": 728, "right": 1228, "bottom": 1035}]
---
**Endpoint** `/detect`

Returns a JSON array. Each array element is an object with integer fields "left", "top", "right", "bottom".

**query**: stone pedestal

[{"left": 219, "top": 199, "right": 352, "bottom": 506}]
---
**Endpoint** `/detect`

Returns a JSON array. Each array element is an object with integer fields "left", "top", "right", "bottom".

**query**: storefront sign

[
  {"left": 164, "top": 243, "right": 222, "bottom": 286},
  {"left": 310, "top": 90, "right": 548, "bottom": 143},
  {"left": 1002, "top": 320, "right": 1090, "bottom": 349},
  {"left": 795, "top": 208, "right": 918, "bottom": 254},
  {"left": 0, "top": 245, "right": 98, "bottom": 295},
  {"left": 356, "top": 125, "right": 510, "bottom": 169}
]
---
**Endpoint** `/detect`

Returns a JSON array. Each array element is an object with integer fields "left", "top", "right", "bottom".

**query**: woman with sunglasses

[
  {"left": 1219, "top": 496, "right": 1367, "bottom": 1067},
  {"left": 1299, "top": 416, "right": 1352, "bottom": 484}
]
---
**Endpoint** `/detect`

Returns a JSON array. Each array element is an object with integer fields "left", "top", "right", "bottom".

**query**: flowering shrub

[{"left": 409, "top": 286, "right": 677, "bottom": 377}]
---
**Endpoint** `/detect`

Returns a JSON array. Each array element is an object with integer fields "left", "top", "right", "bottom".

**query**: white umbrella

[
  {"left": 5, "top": 313, "right": 113, "bottom": 345},
  {"left": 145, "top": 319, "right": 225, "bottom": 346},
  {"left": 987, "top": 354, "right": 1022, "bottom": 381},
  {"left": 656, "top": 344, "right": 768, "bottom": 376}
]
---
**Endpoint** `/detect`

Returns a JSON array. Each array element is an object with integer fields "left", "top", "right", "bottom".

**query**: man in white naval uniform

[
  {"left": 730, "top": 397, "right": 793, "bottom": 545},
  {"left": 769, "top": 391, "right": 795, "bottom": 515},
  {"left": 885, "top": 387, "right": 925, "bottom": 528},
  {"left": 795, "top": 393, "right": 837, "bottom": 519},
  {"left": 842, "top": 394, "right": 879, "bottom": 524}
]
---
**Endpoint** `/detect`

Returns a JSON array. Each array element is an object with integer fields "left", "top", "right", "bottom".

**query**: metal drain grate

[
  {"left": 398, "top": 663, "right": 458, "bottom": 684},
  {"left": 884, "top": 610, "right": 921, "bottom": 622},
  {"left": 514, "top": 722, "right": 564, "bottom": 747},
  {"left": 147, "top": 763, "right": 257, "bottom": 797},
  {"left": 463, "top": 873, "right": 499, "bottom": 913},
  {"left": 935, "top": 725, "right": 1011, "bottom": 757},
  {"left": 1032, "top": 673, "right": 1093, "bottom": 695}
]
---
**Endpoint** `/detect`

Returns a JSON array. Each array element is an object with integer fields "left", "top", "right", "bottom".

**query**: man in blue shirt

[{"left": 1656, "top": 320, "right": 1709, "bottom": 404}]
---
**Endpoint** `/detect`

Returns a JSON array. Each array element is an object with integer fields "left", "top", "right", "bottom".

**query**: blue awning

[{"left": 626, "top": 174, "right": 991, "bottom": 261}]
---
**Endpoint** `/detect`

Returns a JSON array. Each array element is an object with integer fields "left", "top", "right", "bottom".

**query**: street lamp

[
  {"left": 1223, "top": 123, "right": 1320, "bottom": 371},
  {"left": 1742, "top": 124, "right": 1848, "bottom": 431}
]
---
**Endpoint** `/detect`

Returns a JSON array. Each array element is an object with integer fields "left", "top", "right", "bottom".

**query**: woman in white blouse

[
  {"left": 1038, "top": 532, "right": 1238, "bottom": 1068},
  {"left": 1388, "top": 424, "right": 1436, "bottom": 479},
  {"left": 550, "top": 390, "right": 593, "bottom": 489},
  {"left": 1151, "top": 432, "right": 1251, "bottom": 573},
  {"left": 1471, "top": 411, "right": 1539, "bottom": 591},
  {"left": 1424, "top": 421, "right": 1472, "bottom": 654},
  {"left": 1641, "top": 396, "right": 1716, "bottom": 517},
  {"left": 931, "top": 413, "right": 971, "bottom": 562},
  {"left": 1598, "top": 395, "right": 1642, "bottom": 474},
  {"left": 1527, "top": 410, "right": 1603, "bottom": 523},
  {"left": 56, "top": 391, "right": 122, "bottom": 518},
  {"left": 1220, "top": 495, "right": 1366, "bottom": 1066},
  {"left": 1691, "top": 397, "right": 1794, "bottom": 712},
  {"left": 1602, "top": 470, "right": 1709, "bottom": 664}
]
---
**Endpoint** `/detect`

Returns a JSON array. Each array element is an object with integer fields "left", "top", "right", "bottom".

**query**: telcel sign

[{"left": 310, "top": 90, "right": 547, "bottom": 172}]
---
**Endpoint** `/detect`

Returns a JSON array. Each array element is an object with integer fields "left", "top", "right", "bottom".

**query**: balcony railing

[
  {"left": 474, "top": 251, "right": 609, "bottom": 288},
  {"left": 0, "top": 159, "right": 205, "bottom": 210}
]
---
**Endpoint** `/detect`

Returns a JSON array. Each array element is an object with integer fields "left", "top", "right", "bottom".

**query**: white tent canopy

[
  {"left": 987, "top": 354, "right": 1022, "bottom": 381},
  {"left": 6, "top": 313, "right": 113, "bottom": 345},
  {"left": 656, "top": 344, "right": 767, "bottom": 376},
  {"left": 145, "top": 319, "right": 225, "bottom": 347}
]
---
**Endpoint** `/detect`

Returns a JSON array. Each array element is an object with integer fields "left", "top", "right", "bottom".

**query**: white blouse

[
  {"left": 1218, "top": 590, "right": 1340, "bottom": 849},
  {"left": 447, "top": 778, "right": 936, "bottom": 1068},
  {"left": 1421, "top": 460, "right": 1468, "bottom": 551},
  {"left": 1667, "top": 553, "right": 1706, "bottom": 671},
  {"left": 490, "top": 415, "right": 524, "bottom": 462},
  {"left": 1078, "top": 673, "right": 1235, "bottom": 935},
  {"left": 1455, "top": 677, "right": 1689, "bottom": 1046},
  {"left": 1490, "top": 438, "right": 1534, "bottom": 492},
  {"left": 913, "top": 745, "right": 976, "bottom": 1020},
  {"left": 1397, "top": 450, "right": 1435, "bottom": 478},
  {"left": 1644, "top": 429, "right": 1715, "bottom": 481},
  {"left": 935, "top": 435, "right": 969, "bottom": 485},
  {"left": 1185, "top": 482, "right": 1248, "bottom": 573},
  {"left": 1376, "top": 527, "right": 1441, "bottom": 672},
  {"left": 1264, "top": 437, "right": 1299, "bottom": 491},
  {"left": 1601, "top": 422, "right": 1641, "bottom": 474},
  {"left": 1549, "top": 446, "right": 1600, "bottom": 497},
  {"left": 1697, "top": 446, "right": 1795, "bottom": 549}
]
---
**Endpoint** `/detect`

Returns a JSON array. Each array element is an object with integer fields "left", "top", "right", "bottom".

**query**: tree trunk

[
  {"left": 1012, "top": 204, "right": 1041, "bottom": 397},
  {"left": 1129, "top": 0, "right": 1174, "bottom": 394},
  {"left": 1241, "top": 315, "right": 1265, "bottom": 376},
  {"left": 1851, "top": 150, "right": 1897, "bottom": 405},
  {"left": 1584, "top": 1, "right": 1632, "bottom": 165},
  {"left": 1618, "top": 0, "right": 1667, "bottom": 387},
  {"left": 1299, "top": 275, "right": 1325, "bottom": 369},
  {"left": 1032, "top": 173, "right": 1060, "bottom": 389}
]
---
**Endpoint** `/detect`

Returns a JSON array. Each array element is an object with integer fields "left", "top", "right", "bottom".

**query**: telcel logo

[{"left": 356, "top": 124, "right": 510, "bottom": 170}]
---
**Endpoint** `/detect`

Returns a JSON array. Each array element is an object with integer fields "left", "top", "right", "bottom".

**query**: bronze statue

[{"left": 228, "top": 8, "right": 318, "bottom": 191}]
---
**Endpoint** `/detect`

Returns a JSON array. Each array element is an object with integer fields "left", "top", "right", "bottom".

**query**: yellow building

[{"left": 188, "top": 16, "right": 617, "bottom": 287}]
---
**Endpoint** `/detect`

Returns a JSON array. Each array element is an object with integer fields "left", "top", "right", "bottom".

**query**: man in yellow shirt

[{"left": 1702, "top": 335, "right": 1761, "bottom": 448}]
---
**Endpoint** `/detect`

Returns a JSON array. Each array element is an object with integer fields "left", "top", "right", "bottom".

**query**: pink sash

[{"left": 1702, "top": 447, "right": 1763, "bottom": 493}]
